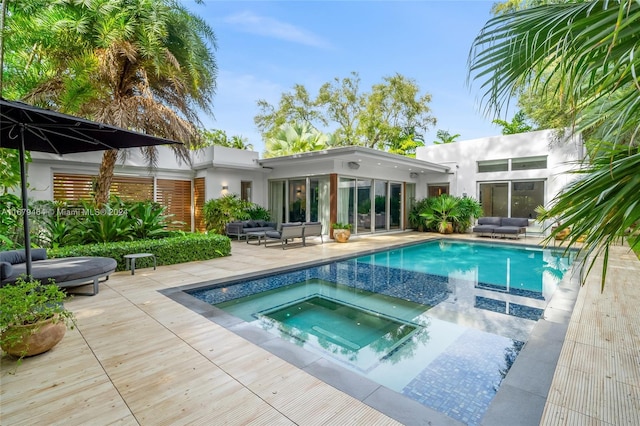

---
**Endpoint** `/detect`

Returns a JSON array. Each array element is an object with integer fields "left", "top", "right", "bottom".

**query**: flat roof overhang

[{"left": 258, "top": 146, "right": 450, "bottom": 174}]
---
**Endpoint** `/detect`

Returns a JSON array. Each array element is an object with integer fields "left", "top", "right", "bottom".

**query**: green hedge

[{"left": 48, "top": 233, "right": 231, "bottom": 272}]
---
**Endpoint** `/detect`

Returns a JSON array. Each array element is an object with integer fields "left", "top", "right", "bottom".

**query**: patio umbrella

[{"left": 0, "top": 97, "right": 182, "bottom": 276}]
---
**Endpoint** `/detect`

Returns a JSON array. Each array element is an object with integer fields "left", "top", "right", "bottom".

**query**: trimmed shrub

[{"left": 48, "top": 233, "right": 231, "bottom": 271}]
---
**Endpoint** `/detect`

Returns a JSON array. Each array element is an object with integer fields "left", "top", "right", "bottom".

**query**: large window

[
  {"left": 337, "top": 177, "right": 355, "bottom": 229},
  {"left": 478, "top": 156, "right": 548, "bottom": 173},
  {"left": 356, "top": 179, "right": 372, "bottom": 233},
  {"left": 289, "top": 179, "right": 306, "bottom": 222},
  {"left": 479, "top": 180, "right": 544, "bottom": 218},
  {"left": 478, "top": 159, "right": 508, "bottom": 173},
  {"left": 389, "top": 182, "right": 402, "bottom": 230},
  {"left": 511, "top": 180, "right": 544, "bottom": 218},
  {"left": 309, "top": 177, "right": 330, "bottom": 228},
  {"left": 512, "top": 156, "right": 547, "bottom": 171},
  {"left": 269, "top": 180, "right": 286, "bottom": 224},
  {"left": 374, "top": 180, "right": 387, "bottom": 231},
  {"left": 479, "top": 182, "right": 509, "bottom": 217}
]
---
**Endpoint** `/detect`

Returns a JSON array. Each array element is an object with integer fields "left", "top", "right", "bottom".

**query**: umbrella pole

[{"left": 19, "top": 124, "right": 32, "bottom": 278}]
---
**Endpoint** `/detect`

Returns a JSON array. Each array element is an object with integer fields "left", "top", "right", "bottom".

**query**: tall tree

[
  {"left": 255, "top": 72, "right": 436, "bottom": 156},
  {"left": 469, "top": 0, "right": 640, "bottom": 287},
  {"left": 359, "top": 74, "right": 436, "bottom": 150},
  {"left": 255, "top": 84, "right": 325, "bottom": 141},
  {"left": 5, "top": 0, "right": 217, "bottom": 205}
]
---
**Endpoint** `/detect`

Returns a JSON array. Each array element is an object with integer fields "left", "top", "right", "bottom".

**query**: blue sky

[{"left": 184, "top": 1, "right": 503, "bottom": 154}]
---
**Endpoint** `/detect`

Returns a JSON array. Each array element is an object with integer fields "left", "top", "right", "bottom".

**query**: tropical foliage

[
  {"left": 3, "top": 0, "right": 217, "bottom": 205},
  {"left": 202, "top": 194, "right": 270, "bottom": 234},
  {"left": 409, "top": 194, "right": 482, "bottom": 234},
  {"left": 255, "top": 72, "right": 436, "bottom": 156},
  {"left": 469, "top": 0, "right": 640, "bottom": 287},
  {"left": 197, "top": 129, "right": 253, "bottom": 150},
  {"left": 264, "top": 122, "right": 332, "bottom": 158},
  {"left": 432, "top": 130, "right": 461, "bottom": 144},
  {"left": 492, "top": 111, "right": 533, "bottom": 135}
]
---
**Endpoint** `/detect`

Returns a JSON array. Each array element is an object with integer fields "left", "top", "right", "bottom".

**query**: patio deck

[{"left": 1, "top": 233, "right": 639, "bottom": 425}]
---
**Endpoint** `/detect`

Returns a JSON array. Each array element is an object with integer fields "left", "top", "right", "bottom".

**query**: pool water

[{"left": 189, "top": 240, "right": 574, "bottom": 425}]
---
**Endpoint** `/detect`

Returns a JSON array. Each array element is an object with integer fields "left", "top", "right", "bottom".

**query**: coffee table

[
  {"left": 123, "top": 253, "right": 157, "bottom": 275},
  {"left": 245, "top": 231, "right": 266, "bottom": 246}
]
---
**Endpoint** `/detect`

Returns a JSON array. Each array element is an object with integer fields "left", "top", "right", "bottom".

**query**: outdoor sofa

[
  {"left": 225, "top": 220, "right": 277, "bottom": 240},
  {"left": 264, "top": 222, "right": 323, "bottom": 249},
  {"left": 472, "top": 217, "right": 529, "bottom": 239},
  {"left": 0, "top": 249, "right": 117, "bottom": 296}
]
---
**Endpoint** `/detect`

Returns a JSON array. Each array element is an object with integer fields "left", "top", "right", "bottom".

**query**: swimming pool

[{"left": 186, "top": 239, "right": 575, "bottom": 425}]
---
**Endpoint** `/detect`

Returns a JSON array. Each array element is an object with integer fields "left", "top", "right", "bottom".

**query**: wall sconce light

[{"left": 222, "top": 185, "right": 228, "bottom": 190}]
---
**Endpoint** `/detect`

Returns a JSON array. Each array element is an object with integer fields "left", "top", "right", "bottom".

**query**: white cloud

[{"left": 224, "top": 11, "right": 331, "bottom": 49}]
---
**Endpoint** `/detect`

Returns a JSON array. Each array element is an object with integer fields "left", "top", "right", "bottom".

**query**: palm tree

[
  {"left": 7, "top": 0, "right": 217, "bottom": 205},
  {"left": 468, "top": 0, "right": 640, "bottom": 287},
  {"left": 264, "top": 122, "right": 330, "bottom": 158},
  {"left": 432, "top": 129, "right": 460, "bottom": 144}
]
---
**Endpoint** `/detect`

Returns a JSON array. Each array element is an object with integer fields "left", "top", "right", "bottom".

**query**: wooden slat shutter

[
  {"left": 156, "top": 179, "right": 191, "bottom": 231},
  {"left": 193, "top": 177, "right": 206, "bottom": 232},
  {"left": 110, "top": 176, "right": 153, "bottom": 202},
  {"left": 53, "top": 173, "right": 94, "bottom": 203}
]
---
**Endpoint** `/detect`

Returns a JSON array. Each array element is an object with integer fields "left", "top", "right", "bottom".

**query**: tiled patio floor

[{"left": 1, "top": 232, "right": 639, "bottom": 425}]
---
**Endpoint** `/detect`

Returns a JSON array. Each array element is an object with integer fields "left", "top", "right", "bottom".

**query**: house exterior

[
  {"left": 416, "top": 129, "right": 584, "bottom": 220},
  {"left": 22, "top": 129, "right": 583, "bottom": 237}
]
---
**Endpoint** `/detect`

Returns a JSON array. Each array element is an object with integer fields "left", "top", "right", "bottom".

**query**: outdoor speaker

[
  {"left": 347, "top": 161, "right": 360, "bottom": 170},
  {"left": 409, "top": 172, "right": 419, "bottom": 178}
]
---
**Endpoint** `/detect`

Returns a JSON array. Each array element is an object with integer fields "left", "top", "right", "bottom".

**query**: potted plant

[
  {"left": 420, "top": 194, "right": 460, "bottom": 234},
  {"left": 331, "top": 222, "right": 352, "bottom": 243},
  {"left": 0, "top": 277, "right": 75, "bottom": 359}
]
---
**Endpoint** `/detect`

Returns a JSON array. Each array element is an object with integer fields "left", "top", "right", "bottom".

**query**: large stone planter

[
  {"left": 333, "top": 229, "right": 351, "bottom": 243},
  {"left": 1, "top": 316, "right": 66, "bottom": 357}
]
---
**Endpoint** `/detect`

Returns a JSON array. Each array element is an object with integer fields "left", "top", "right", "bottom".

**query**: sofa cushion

[
  {"left": 245, "top": 220, "right": 257, "bottom": 228},
  {"left": 255, "top": 220, "right": 266, "bottom": 227},
  {"left": 472, "top": 224, "right": 497, "bottom": 233},
  {"left": 495, "top": 226, "right": 521, "bottom": 235},
  {"left": 501, "top": 217, "right": 529, "bottom": 227},
  {"left": 282, "top": 222, "right": 302, "bottom": 227},
  {"left": 265, "top": 230, "right": 281, "bottom": 239},
  {"left": 0, "top": 262, "right": 12, "bottom": 280},
  {"left": 477, "top": 217, "right": 501, "bottom": 226},
  {"left": 0, "top": 250, "right": 26, "bottom": 265}
]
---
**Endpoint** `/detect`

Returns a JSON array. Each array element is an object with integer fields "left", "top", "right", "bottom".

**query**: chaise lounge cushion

[
  {"left": 0, "top": 262, "right": 12, "bottom": 279},
  {"left": 0, "top": 249, "right": 117, "bottom": 295},
  {"left": 3, "top": 257, "right": 117, "bottom": 286}
]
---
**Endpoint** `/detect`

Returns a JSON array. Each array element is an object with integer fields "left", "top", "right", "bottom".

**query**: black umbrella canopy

[
  {"left": 0, "top": 97, "right": 183, "bottom": 277},
  {"left": 0, "top": 97, "right": 181, "bottom": 153}
]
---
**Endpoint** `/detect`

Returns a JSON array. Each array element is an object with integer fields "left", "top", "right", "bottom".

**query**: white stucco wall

[{"left": 416, "top": 129, "right": 584, "bottom": 205}]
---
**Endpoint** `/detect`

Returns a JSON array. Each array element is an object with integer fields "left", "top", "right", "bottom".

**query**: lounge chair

[
  {"left": 302, "top": 222, "right": 323, "bottom": 245},
  {"left": 264, "top": 223, "right": 305, "bottom": 249}
]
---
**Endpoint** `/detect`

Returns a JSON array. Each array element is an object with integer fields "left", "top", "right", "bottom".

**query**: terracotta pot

[
  {"left": 439, "top": 222, "right": 453, "bottom": 234},
  {"left": 333, "top": 229, "right": 351, "bottom": 243},
  {"left": 1, "top": 316, "right": 66, "bottom": 357},
  {"left": 552, "top": 226, "right": 571, "bottom": 241}
]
